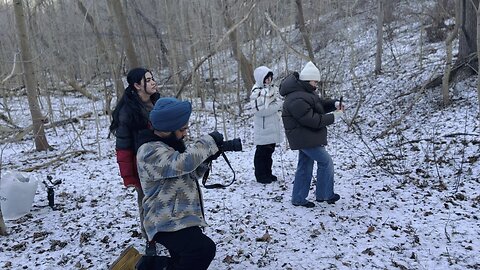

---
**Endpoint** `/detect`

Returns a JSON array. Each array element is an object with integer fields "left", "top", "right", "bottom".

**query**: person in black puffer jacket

[
  {"left": 279, "top": 61, "right": 345, "bottom": 208},
  {"left": 109, "top": 67, "right": 160, "bottom": 240}
]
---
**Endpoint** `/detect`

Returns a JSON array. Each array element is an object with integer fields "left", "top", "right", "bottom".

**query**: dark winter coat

[
  {"left": 113, "top": 92, "right": 160, "bottom": 188},
  {"left": 279, "top": 72, "right": 336, "bottom": 150}
]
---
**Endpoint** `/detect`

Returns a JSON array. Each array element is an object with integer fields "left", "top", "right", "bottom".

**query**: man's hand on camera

[
  {"left": 209, "top": 131, "right": 224, "bottom": 148},
  {"left": 205, "top": 151, "right": 222, "bottom": 163}
]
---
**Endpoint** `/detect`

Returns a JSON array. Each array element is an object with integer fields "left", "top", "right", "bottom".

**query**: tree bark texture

[
  {"left": 458, "top": 0, "right": 478, "bottom": 61},
  {"left": 383, "top": 0, "right": 394, "bottom": 23},
  {"left": 76, "top": 0, "right": 123, "bottom": 103},
  {"left": 295, "top": 0, "right": 315, "bottom": 62},
  {"left": 13, "top": 0, "right": 50, "bottom": 151},
  {"left": 219, "top": 0, "right": 254, "bottom": 91},
  {"left": 443, "top": 1, "right": 460, "bottom": 106},
  {"left": 107, "top": 0, "right": 139, "bottom": 69},
  {"left": 164, "top": 0, "right": 181, "bottom": 93},
  {"left": 375, "top": 0, "right": 384, "bottom": 74},
  {"left": 0, "top": 206, "right": 7, "bottom": 235},
  {"left": 0, "top": 174, "right": 6, "bottom": 236},
  {"left": 477, "top": 2, "right": 480, "bottom": 113},
  {"left": 131, "top": 1, "right": 170, "bottom": 67}
]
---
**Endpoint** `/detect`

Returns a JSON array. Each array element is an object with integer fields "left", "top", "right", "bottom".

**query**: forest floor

[{"left": 1, "top": 2, "right": 480, "bottom": 269}]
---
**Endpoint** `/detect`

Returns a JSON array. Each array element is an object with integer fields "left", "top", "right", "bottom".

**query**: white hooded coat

[{"left": 250, "top": 66, "right": 284, "bottom": 145}]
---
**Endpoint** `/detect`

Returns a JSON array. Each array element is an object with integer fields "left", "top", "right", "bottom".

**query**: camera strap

[{"left": 202, "top": 152, "right": 236, "bottom": 189}]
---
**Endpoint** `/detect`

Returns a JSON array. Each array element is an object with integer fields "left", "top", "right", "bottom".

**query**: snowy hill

[{"left": 1, "top": 1, "right": 479, "bottom": 269}]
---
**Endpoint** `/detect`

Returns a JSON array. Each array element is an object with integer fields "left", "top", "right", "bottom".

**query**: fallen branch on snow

[
  {"left": 0, "top": 112, "right": 93, "bottom": 144},
  {"left": 21, "top": 150, "right": 95, "bottom": 172}
]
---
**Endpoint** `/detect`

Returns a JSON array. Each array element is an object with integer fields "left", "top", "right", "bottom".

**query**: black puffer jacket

[
  {"left": 279, "top": 72, "right": 336, "bottom": 150},
  {"left": 111, "top": 91, "right": 160, "bottom": 188},
  {"left": 115, "top": 92, "right": 161, "bottom": 152}
]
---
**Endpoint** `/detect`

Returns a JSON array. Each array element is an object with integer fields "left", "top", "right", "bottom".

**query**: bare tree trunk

[
  {"left": 375, "top": 0, "right": 384, "bottom": 74},
  {"left": 164, "top": 0, "right": 181, "bottom": 94},
  {"left": 13, "top": 0, "right": 50, "bottom": 151},
  {"left": 218, "top": 0, "right": 254, "bottom": 91},
  {"left": 443, "top": 1, "right": 460, "bottom": 106},
  {"left": 456, "top": 0, "right": 479, "bottom": 79},
  {"left": 0, "top": 170, "right": 6, "bottom": 235},
  {"left": 0, "top": 149, "right": 5, "bottom": 235},
  {"left": 0, "top": 206, "right": 7, "bottom": 236},
  {"left": 131, "top": 1, "right": 170, "bottom": 67},
  {"left": 433, "top": 0, "right": 450, "bottom": 27},
  {"left": 107, "top": 0, "right": 139, "bottom": 69},
  {"left": 383, "top": 0, "right": 394, "bottom": 23},
  {"left": 184, "top": 6, "right": 205, "bottom": 107},
  {"left": 0, "top": 167, "right": 7, "bottom": 236},
  {"left": 1, "top": 53, "right": 20, "bottom": 129},
  {"left": 477, "top": 1, "right": 480, "bottom": 114},
  {"left": 295, "top": 0, "right": 315, "bottom": 62},
  {"left": 76, "top": 0, "right": 122, "bottom": 106},
  {"left": 76, "top": 1, "right": 121, "bottom": 92},
  {"left": 106, "top": 25, "right": 125, "bottom": 100},
  {"left": 459, "top": 0, "right": 478, "bottom": 60}
]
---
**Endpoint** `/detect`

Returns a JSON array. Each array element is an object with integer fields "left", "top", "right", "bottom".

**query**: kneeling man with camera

[{"left": 136, "top": 97, "right": 225, "bottom": 270}]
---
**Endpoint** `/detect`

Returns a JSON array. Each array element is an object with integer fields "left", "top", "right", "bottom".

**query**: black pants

[
  {"left": 254, "top": 143, "right": 276, "bottom": 181},
  {"left": 153, "top": 226, "right": 216, "bottom": 270}
]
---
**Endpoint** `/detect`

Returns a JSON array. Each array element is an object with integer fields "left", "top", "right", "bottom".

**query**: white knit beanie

[{"left": 299, "top": 61, "right": 320, "bottom": 81}]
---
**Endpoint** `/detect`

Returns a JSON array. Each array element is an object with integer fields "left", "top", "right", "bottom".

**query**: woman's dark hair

[
  {"left": 263, "top": 72, "right": 273, "bottom": 84},
  {"left": 109, "top": 68, "right": 154, "bottom": 134}
]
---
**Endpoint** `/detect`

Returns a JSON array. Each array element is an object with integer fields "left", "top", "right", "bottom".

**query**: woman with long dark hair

[{"left": 109, "top": 67, "right": 160, "bottom": 239}]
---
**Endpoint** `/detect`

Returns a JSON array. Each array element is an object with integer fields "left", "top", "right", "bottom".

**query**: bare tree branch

[
  {"left": 1, "top": 51, "right": 20, "bottom": 85},
  {"left": 264, "top": 12, "right": 311, "bottom": 62},
  {"left": 175, "top": 3, "right": 257, "bottom": 98}
]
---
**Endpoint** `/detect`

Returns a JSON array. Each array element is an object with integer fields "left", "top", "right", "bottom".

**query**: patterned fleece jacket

[{"left": 136, "top": 130, "right": 219, "bottom": 241}]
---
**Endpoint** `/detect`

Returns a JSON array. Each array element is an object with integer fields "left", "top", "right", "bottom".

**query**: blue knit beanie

[{"left": 150, "top": 97, "right": 192, "bottom": 132}]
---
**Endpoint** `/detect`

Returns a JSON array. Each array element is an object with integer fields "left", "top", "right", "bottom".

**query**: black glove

[
  {"left": 210, "top": 151, "right": 221, "bottom": 160},
  {"left": 205, "top": 151, "right": 222, "bottom": 163},
  {"left": 209, "top": 131, "right": 224, "bottom": 148}
]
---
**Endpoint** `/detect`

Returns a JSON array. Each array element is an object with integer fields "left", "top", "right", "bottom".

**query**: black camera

[{"left": 221, "top": 138, "right": 242, "bottom": 152}]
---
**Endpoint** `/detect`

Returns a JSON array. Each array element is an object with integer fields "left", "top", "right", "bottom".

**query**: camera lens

[{"left": 222, "top": 138, "right": 242, "bottom": 152}]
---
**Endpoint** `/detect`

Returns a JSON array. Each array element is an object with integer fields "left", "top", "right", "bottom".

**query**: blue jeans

[{"left": 292, "top": 146, "right": 335, "bottom": 205}]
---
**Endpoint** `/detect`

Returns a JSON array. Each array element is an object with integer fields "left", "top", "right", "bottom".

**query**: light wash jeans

[{"left": 291, "top": 146, "right": 334, "bottom": 205}]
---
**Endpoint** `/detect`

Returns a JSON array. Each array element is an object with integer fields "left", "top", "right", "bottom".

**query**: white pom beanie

[{"left": 299, "top": 61, "right": 320, "bottom": 81}]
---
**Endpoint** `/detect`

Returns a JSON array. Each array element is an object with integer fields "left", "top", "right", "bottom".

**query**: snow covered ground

[{"left": 1, "top": 2, "right": 479, "bottom": 270}]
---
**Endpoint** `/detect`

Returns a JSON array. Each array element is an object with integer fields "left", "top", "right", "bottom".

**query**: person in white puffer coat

[{"left": 250, "top": 66, "right": 283, "bottom": 184}]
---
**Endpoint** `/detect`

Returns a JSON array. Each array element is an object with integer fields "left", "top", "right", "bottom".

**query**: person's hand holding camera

[
  {"left": 206, "top": 151, "right": 222, "bottom": 162},
  {"left": 207, "top": 131, "right": 224, "bottom": 162},
  {"left": 209, "top": 130, "right": 224, "bottom": 148}
]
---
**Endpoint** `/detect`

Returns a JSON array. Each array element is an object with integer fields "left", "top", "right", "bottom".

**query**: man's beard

[{"left": 161, "top": 132, "right": 186, "bottom": 153}]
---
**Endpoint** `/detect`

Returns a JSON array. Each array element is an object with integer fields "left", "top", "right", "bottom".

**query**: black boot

[
  {"left": 254, "top": 144, "right": 276, "bottom": 183},
  {"left": 145, "top": 240, "right": 157, "bottom": 256},
  {"left": 136, "top": 241, "right": 170, "bottom": 270},
  {"left": 136, "top": 255, "right": 169, "bottom": 270}
]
